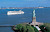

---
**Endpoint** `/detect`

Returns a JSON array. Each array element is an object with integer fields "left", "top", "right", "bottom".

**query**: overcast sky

[{"left": 0, "top": 0, "right": 50, "bottom": 7}]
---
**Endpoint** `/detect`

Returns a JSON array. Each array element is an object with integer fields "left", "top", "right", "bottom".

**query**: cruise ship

[{"left": 7, "top": 10, "right": 24, "bottom": 15}]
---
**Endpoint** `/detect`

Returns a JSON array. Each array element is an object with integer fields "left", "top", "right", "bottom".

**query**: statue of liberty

[
  {"left": 30, "top": 9, "right": 43, "bottom": 27},
  {"left": 33, "top": 10, "right": 36, "bottom": 17}
]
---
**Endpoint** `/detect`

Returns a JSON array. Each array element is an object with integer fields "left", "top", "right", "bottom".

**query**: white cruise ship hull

[
  {"left": 7, "top": 10, "right": 24, "bottom": 15},
  {"left": 7, "top": 12, "right": 24, "bottom": 15}
]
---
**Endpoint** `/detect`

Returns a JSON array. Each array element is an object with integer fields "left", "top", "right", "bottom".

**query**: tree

[
  {"left": 31, "top": 25, "right": 39, "bottom": 32},
  {"left": 13, "top": 24, "right": 35, "bottom": 32},
  {"left": 39, "top": 25, "right": 49, "bottom": 32}
]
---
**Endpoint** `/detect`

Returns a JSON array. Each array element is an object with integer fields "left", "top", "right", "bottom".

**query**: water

[
  {"left": 0, "top": 8, "right": 50, "bottom": 32},
  {"left": 36, "top": 8, "right": 50, "bottom": 23}
]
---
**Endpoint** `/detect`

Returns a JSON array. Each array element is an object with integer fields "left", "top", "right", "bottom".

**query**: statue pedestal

[{"left": 30, "top": 22, "right": 43, "bottom": 26}]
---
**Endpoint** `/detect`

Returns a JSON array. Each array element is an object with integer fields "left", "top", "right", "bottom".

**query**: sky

[{"left": 0, "top": 0, "right": 50, "bottom": 7}]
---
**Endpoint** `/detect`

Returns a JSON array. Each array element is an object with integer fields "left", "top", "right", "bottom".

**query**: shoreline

[{"left": 0, "top": 7, "right": 50, "bottom": 9}]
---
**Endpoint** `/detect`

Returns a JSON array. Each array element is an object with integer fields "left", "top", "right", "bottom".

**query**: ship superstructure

[{"left": 7, "top": 10, "right": 24, "bottom": 15}]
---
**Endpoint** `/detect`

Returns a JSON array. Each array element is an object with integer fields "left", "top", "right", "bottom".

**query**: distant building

[{"left": 0, "top": 8, "right": 1, "bottom": 9}]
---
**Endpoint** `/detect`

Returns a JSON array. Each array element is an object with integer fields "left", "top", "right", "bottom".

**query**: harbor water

[{"left": 0, "top": 8, "right": 50, "bottom": 32}]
